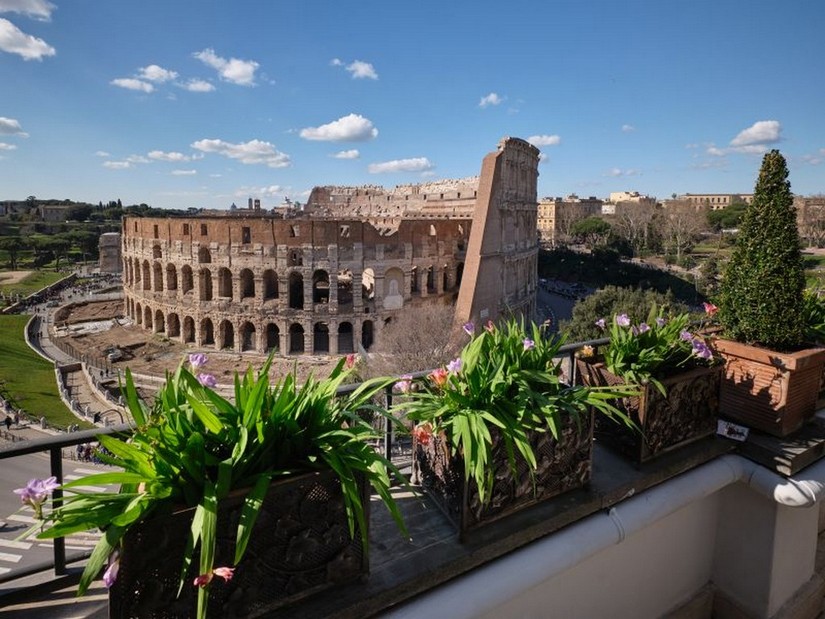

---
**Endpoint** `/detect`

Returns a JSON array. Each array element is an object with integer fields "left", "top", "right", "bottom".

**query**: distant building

[
  {"left": 537, "top": 195, "right": 603, "bottom": 246},
  {"left": 679, "top": 193, "right": 753, "bottom": 210},
  {"left": 99, "top": 232, "right": 122, "bottom": 273}
]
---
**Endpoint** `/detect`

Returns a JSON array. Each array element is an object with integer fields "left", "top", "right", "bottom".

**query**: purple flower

[
  {"left": 462, "top": 322, "right": 475, "bottom": 336},
  {"left": 638, "top": 323, "right": 650, "bottom": 334},
  {"left": 679, "top": 330, "right": 694, "bottom": 342},
  {"left": 523, "top": 338, "right": 535, "bottom": 351},
  {"left": 394, "top": 374, "right": 413, "bottom": 394},
  {"left": 103, "top": 551, "right": 120, "bottom": 588},
  {"left": 655, "top": 317, "right": 666, "bottom": 327},
  {"left": 188, "top": 353, "right": 208, "bottom": 369},
  {"left": 691, "top": 339, "right": 713, "bottom": 360},
  {"left": 13, "top": 477, "right": 60, "bottom": 519},
  {"left": 197, "top": 373, "right": 217, "bottom": 388},
  {"left": 447, "top": 358, "right": 462, "bottom": 374},
  {"left": 594, "top": 318, "right": 606, "bottom": 330},
  {"left": 616, "top": 314, "right": 630, "bottom": 327},
  {"left": 631, "top": 326, "right": 639, "bottom": 336}
]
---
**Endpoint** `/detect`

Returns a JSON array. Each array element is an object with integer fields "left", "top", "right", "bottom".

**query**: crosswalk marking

[
  {"left": 74, "top": 467, "right": 108, "bottom": 475},
  {"left": 0, "top": 567, "right": 10, "bottom": 575},
  {"left": 0, "top": 551, "right": 21, "bottom": 563},
  {"left": 0, "top": 538, "right": 32, "bottom": 550},
  {"left": 7, "top": 514, "right": 37, "bottom": 524}
]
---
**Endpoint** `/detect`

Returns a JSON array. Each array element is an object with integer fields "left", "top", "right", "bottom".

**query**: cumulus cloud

[
  {"left": 0, "top": 116, "right": 27, "bottom": 136},
  {"left": 368, "top": 157, "right": 434, "bottom": 174},
  {"left": 171, "top": 169, "right": 197, "bottom": 176},
  {"left": 193, "top": 48, "right": 259, "bottom": 86},
  {"left": 234, "top": 185, "right": 283, "bottom": 198},
  {"left": 103, "top": 160, "right": 132, "bottom": 170},
  {"left": 622, "top": 124, "right": 635, "bottom": 133},
  {"left": 0, "top": 0, "right": 55, "bottom": 20},
  {"left": 148, "top": 150, "right": 191, "bottom": 162},
  {"left": 94, "top": 150, "right": 110, "bottom": 157},
  {"left": 731, "top": 120, "right": 781, "bottom": 147},
  {"left": 0, "top": 17, "right": 55, "bottom": 60},
  {"left": 136, "top": 64, "right": 178, "bottom": 83},
  {"left": 527, "top": 134, "right": 561, "bottom": 147},
  {"left": 191, "top": 138, "right": 291, "bottom": 168},
  {"left": 111, "top": 78, "right": 154, "bottom": 93},
  {"left": 332, "top": 149, "right": 360, "bottom": 159},
  {"left": 479, "top": 92, "right": 503, "bottom": 108},
  {"left": 180, "top": 78, "right": 214, "bottom": 92},
  {"left": 344, "top": 60, "right": 378, "bottom": 79},
  {"left": 300, "top": 113, "right": 378, "bottom": 142},
  {"left": 126, "top": 154, "right": 149, "bottom": 164},
  {"left": 330, "top": 58, "right": 343, "bottom": 66},
  {"left": 0, "top": 142, "right": 17, "bottom": 150}
]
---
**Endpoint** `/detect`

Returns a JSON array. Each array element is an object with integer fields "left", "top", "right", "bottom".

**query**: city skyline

[{"left": 1, "top": 0, "right": 824, "bottom": 210}]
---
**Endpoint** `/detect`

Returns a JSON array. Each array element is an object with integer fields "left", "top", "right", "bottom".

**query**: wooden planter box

[
  {"left": 576, "top": 361, "right": 721, "bottom": 463},
  {"left": 109, "top": 470, "right": 368, "bottom": 619},
  {"left": 412, "top": 410, "right": 593, "bottom": 539},
  {"left": 714, "top": 338, "right": 825, "bottom": 437}
]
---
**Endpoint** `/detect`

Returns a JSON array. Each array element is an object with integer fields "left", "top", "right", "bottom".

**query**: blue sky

[{"left": 0, "top": 0, "right": 823, "bottom": 209}]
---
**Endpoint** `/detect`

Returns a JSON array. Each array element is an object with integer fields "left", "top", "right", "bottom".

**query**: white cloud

[
  {"left": 622, "top": 124, "right": 635, "bottom": 133},
  {"left": 180, "top": 78, "right": 214, "bottom": 92},
  {"left": 479, "top": 92, "right": 503, "bottom": 108},
  {"left": 171, "top": 169, "right": 197, "bottom": 176},
  {"left": 148, "top": 150, "right": 191, "bottom": 162},
  {"left": 126, "top": 154, "right": 149, "bottom": 164},
  {"left": 0, "top": 142, "right": 17, "bottom": 150},
  {"left": 0, "top": 116, "right": 27, "bottom": 136},
  {"left": 191, "top": 138, "right": 291, "bottom": 168},
  {"left": 137, "top": 64, "right": 178, "bottom": 83},
  {"left": 345, "top": 60, "right": 378, "bottom": 80},
  {"left": 606, "top": 167, "right": 640, "bottom": 177},
  {"left": 0, "top": 0, "right": 55, "bottom": 20},
  {"left": 368, "top": 157, "right": 433, "bottom": 174},
  {"left": 527, "top": 134, "right": 561, "bottom": 147},
  {"left": 300, "top": 113, "right": 378, "bottom": 142},
  {"left": 94, "top": 150, "right": 110, "bottom": 157},
  {"left": 193, "top": 48, "right": 259, "bottom": 86},
  {"left": 0, "top": 17, "right": 54, "bottom": 60},
  {"left": 330, "top": 58, "right": 343, "bottom": 66},
  {"left": 538, "top": 153, "right": 548, "bottom": 164},
  {"left": 111, "top": 78, "right": 154, "bottom": 93},
  {"left": 103, "top": 161, "right": 132, "bottom": 170},
  {"left": 730, "top": 120, "right": 781, "bottom": 147},
  {"left": 706, "top": 145, "right": 726, "bottom": 157},
  {"left": 332, "top": 149, "right": 360, "bottom": 159},
  {"left": 209, "top": 173, "right": 222, "bottom": 178},
  {"left": 235, "top": 185, "right": 283, "bottom": 198}
]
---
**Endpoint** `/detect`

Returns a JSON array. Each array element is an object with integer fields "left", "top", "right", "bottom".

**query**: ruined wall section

[{"left": 454, "top": 137, "right": 540, "bottom": 327}]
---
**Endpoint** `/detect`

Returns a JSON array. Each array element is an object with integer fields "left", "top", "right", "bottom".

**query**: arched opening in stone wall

[
  {"left": 167, "top": 313, "right": 180, "bottom": 338},
  {"left": 456, "top": 262, "right": 464, "bottom": 288},
  {"left": 362, "top": 268, "right": 375, "bottom": 301},
  {"left": 410, "top": 266, "right": 419, "bottom": 294},
  {"left": 426, "top": 266, "right": 436, "bottom": 293},
  {"left": 183, "top": 316, "right": 195, "bottom": 343},
  {"left": 198, "top": 246, "right": 211, "bottom": 264},
  {"left": 289, "top": 323, "right": 305, "bottom": 354},
  {"left": 384, "top": 268, "right": 404, "bottom": 308},
  {"left": 154, "top": 310, "right": 165, "bottom": 334},
  {"left": 338, "top": 322, "right": 354, "bottom": 354},
  {"left": 362, "top": 320, "right": 374, "bottom": 350},
  {"left": 312, "top": 270, "right": 329, "bottom": 304},
  {"left": 144, "top": 307, "right": 153, "bottom": 330},
  {"left": 142, "top": 261, "right": 151, "bottom": 291},
  {"left": 181, "top": 265, "right": 193, "bottom": 295},
  {"left": 153, "top": 263, "right": 163, "bottom": 292},
  {"left": 263, "top": 270, "right": 278, "bottom": 301},
  {"left": 134, "top": 258, "right": 141, "bottom": 286},
  {"left": 219, "top": 320, "right": 234, "bottom": 350},
  {"left": 199, "top": 268, "right": 213, "bottom": 301},
  {"left": 200, "top": 318, "right": 214, "bottom": 346},
  {"left": 266, "top": 323, "right": 280, "bottom": 352},
  {"left": 240, "top": 269, "right": 255, "bottom": 300},
  {"left": 152, "top": 244, "right": 162, "bottom": 259},
  {"left": 442, "top": 264, "right": 450, "bottom": 292},
  {"left": 337, "top": 269, "right": 353, "bottom": 309},
  {"left": 313, "top": 322, "right": 329, "bottom": 354},
  {"left": 218, "top": 268, "right": 232, "bottom": 299},
  {"left": 288, "top": 272, "right": 304, "bottom": 309},
  {"left": 135, "top": 302, "right": 143, "bottom": 325},
  {"left": 240, "top": 322, "right": 256, "bottom": 352},
  {"left": 166, "top": 264, "right": 178, "bottom": 291}
]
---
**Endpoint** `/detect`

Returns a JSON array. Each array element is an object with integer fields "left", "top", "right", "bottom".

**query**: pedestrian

[
  {"left": 14, "top": 411, "right": 19, "bottom": 426},
  {"left": 4, "top": 416, "right": 11, "bottom": 431}
]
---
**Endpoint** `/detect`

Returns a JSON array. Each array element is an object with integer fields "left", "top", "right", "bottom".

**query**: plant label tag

[{"left": 717, "top": 420, "right": 749, "bottom": 442}]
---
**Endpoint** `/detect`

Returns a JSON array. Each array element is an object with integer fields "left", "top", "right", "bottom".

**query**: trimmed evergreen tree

[{"left": 719, "top": 150, "right": 805, "bottom": 350}]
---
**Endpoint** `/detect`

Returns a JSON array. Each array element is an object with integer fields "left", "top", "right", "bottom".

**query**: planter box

[
  {"left": 412, "top": 410, "right": 593, "bottom": 538},
  {"left": 109, "top": 470, "right": 368, "bottom": 619},
  {"left": 714, "top": 338, "right": 825, "bottom": 437},
  {"left": 576, "top": 361, "right": 721, "bottom": 463}
]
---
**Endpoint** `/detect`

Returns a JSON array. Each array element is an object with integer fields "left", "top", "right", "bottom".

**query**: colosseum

[{"left": 120, "top": 137, "right": 540, "bottom": 356}]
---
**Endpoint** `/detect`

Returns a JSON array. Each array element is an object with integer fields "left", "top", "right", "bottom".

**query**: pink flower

[
  {"left": 429, "top": 367, "right": 449, "bottom": 388},
  {"left": 193, "top": 573, "right": 212, "bottom": 588},
  {"left": 197, "top": 373, "right": 217, "bottom": 388},
  {"left": 523, "top": 338, "right": 535, "bottom": 351},
  {"left": 188, "top": 353, "right": 208, "bottom": 369},
  {"left": 413, "top": 423, "right": 433, "bottom": 446},
  {"left": 14, "top": 477, "right": 60, "bottom": 519},
  {"left": 485, "top": 320, "right": 496, "bottom": 333},
  {"left": 103, "top": 551, "right": 120, "bottom": 588},
  {"left": 345, "top": 353, "right": 357, "bottom": 369},
  {"left": 462, "top": 322, "right": 475, "bottom": 336},
  {"left": 193, "top": 566, "right": 235, "bottom": 588},
  {"left": 393, "top": 374, "right": 413, "bottom": 394},
  {"left": 703, "top": 302, "right": 719, "bottom": 316},
  {"left": 447, "top": 357, "right": 462, "bottom": 374}
]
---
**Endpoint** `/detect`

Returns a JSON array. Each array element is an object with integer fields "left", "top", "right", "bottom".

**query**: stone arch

[
  {"left": 263, "top": 269, "right": 278, "bottom": 301},
  {"left": 152, "top": 244, "right": 162, "bottom": 259},
  {"left": 199, "top": 268, "right": 213, "bottom": 301},
  {"left": 183, "top": 316, "right": 195, "bottom": 343},
  {"left": 142, "top": 260, "right": 151, "bottom": 291},
  {"left": 166, "top": 264, "right": 178, "bottom": 291},
  {"left": 181, "top": 265, "right": 193, "bottom": 294},
  {"left": 337, "top": 269, "right": 353, "bottom": 308},
  {"left": 442, "top": 264, "right": 450, "bottom": 291},
  {"left": 384, "top": 267, "right": 404, "bottom": 309},
  {"left": 239, "top": 269, "right": 255, "bottom": 300},
  {"left": 426, "top": 266, "right": 436, "bottom": 293},
  {"left": 167, "top": 313, "right": 180, "bottom": 338},
  {"left": 289, "top": 323, "right": 305, "bottom": 354},
  {"left": 154, "top": 309, "right": 165, "bottom": 333},
  {"left": 361, "top": 320, "right": 374, "bottom": 350},
  {"left": 198, "top": 246, "right": 211, "bottom": 264},
  {"left": 288, "top": 272, "right": 304, "bottom": 309},
  {"left": 362, "top": 268, "right": 375, "bottom": 300},
  {"left": 135, "top": 302, "right": 143, "bottom": 325},
  {"left": 266, "top": 323, "right": 280, "bottom": 352},
  {"left": 240, "top": 321, "right": 256, "bottom": 352},
  {"left": 410, "top": 266, "right": 419, "bottom": 293},
  {"left": 217, "top": 267, "right": 232, "bottom": 299},
  {"left": 219, "top": 320, "right": 235, "bottom": 350},
  {"left": 200, "top": 318, "right": 214, "bottom": 346},
  {"left": 313, "top": 322, "right": 330, "bottom": 354},
  {"left": 153, "top": 262, "right": 163, "bottom": 292},
  {"left": 144, "top": 306, "right": 153, "bottom": 330},
  {"left": 338, "top": 322, "right": 354, "bottom": 354},
  {"left": 312, "top": 270, "right": 329, "bottom": 304}
]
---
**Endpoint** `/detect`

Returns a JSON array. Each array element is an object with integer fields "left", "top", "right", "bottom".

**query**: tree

[
  {"left": 657, "top": 201, "right": 708, "bottom": 262},
  {"left": 554, "top": 204, "right": 588, "bottom": 247},
  {"left": 796, "top": 197, "right": 825, "bottom": 248},
  {"left": 66, "top": 204, "right": 93, "bottom": 222},
  {"left": 571, "top": 216, "right": 612, "bottom": 249},
  {"left": 719, "top": 150, "right": 804, "bottom": 350},
  {"left": 0, "top": 236, "right": 26, "bottom": 270},
  {"left": 612, "top": 202, "right": 657, "bottom": 254},
  {"left": 707, "top": 202, "right": 748, "bottom": 231}
]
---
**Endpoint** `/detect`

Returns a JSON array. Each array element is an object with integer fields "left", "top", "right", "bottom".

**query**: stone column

[
  {"left": 329, "top": 320, "right": 339, "bottom": 356},
  {"left": 328, "top": 273, "right": 338, "bottom": 313},
  {"left": 254, "top": 276, "right": 264, "bottom": 306},
  {"left": 278, "top": 275, "right": 289, "bottom": 312},
  {"left": 373, "top": 274, "right": 385, "bottom": 309},
  {"left": 352, "top": 272, "right": 363, "bottom": 313}
]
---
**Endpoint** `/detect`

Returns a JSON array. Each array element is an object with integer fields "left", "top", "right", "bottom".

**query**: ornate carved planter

[
  {"left": 109, "top": 470, "right": 368, "bottom": 619},
  {"left": 576, "top": 361, "right": 721, "bottom": 463},
  {"left": 714, "top": 338, "right": 825, "bottom": 437},
  {"left": 412, "top": 410, "right": 593, "bottom": 538}
]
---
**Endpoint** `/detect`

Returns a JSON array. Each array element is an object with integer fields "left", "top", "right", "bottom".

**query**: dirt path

[{"left": 0, "top": 271, "right": 33, "bottom": 285}]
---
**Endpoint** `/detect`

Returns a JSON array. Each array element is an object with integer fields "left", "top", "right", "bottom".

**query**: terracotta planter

[
  {"left": 412, "top": 410, "right": 593, "bottom": 538},
  {"left": 576, "top": 361, "right": 721, "bottom": 463},
  {"left": 109, "top": 470, "right": 368, "bottom": 618},
  {"left": 714, "top": 338, "right": 825, "bottom": 437}
]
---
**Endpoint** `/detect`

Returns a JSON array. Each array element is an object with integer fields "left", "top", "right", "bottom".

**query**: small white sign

[{"left": 717, "top": 420, "right": 749, "bottom": 442}]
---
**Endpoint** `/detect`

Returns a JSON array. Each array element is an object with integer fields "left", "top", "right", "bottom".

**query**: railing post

[
  {"left": 49, "top": 447, "right": 66, "bottom": 575},
  {"left": 384, "top": 386, "right": 393, "bottom": 460}
]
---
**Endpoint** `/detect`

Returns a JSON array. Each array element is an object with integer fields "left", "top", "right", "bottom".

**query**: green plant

[
  {"left": 801, "top": 289, "right": 825, "bottom": 345},
  {"left": 28, "top": 354, "right": 405, "bottom": 619},
  {"left": 719, "top": 150, "right": 805, "bottom": 350},
  {"left": 395, "top": 319, "right": 632, "bottom": 505}
]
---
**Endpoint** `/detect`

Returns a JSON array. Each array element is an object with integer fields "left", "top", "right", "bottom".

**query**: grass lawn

[
  {"left": 0, "top": 314, "right": 89, "bottom": 429},
  {"left": 0, "top": 270, "right": 67, "bottom": 300}
]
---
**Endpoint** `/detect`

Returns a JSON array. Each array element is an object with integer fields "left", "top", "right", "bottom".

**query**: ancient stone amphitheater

[{"left": 121, "top": 137, "right": 540, "bottom": 356}]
